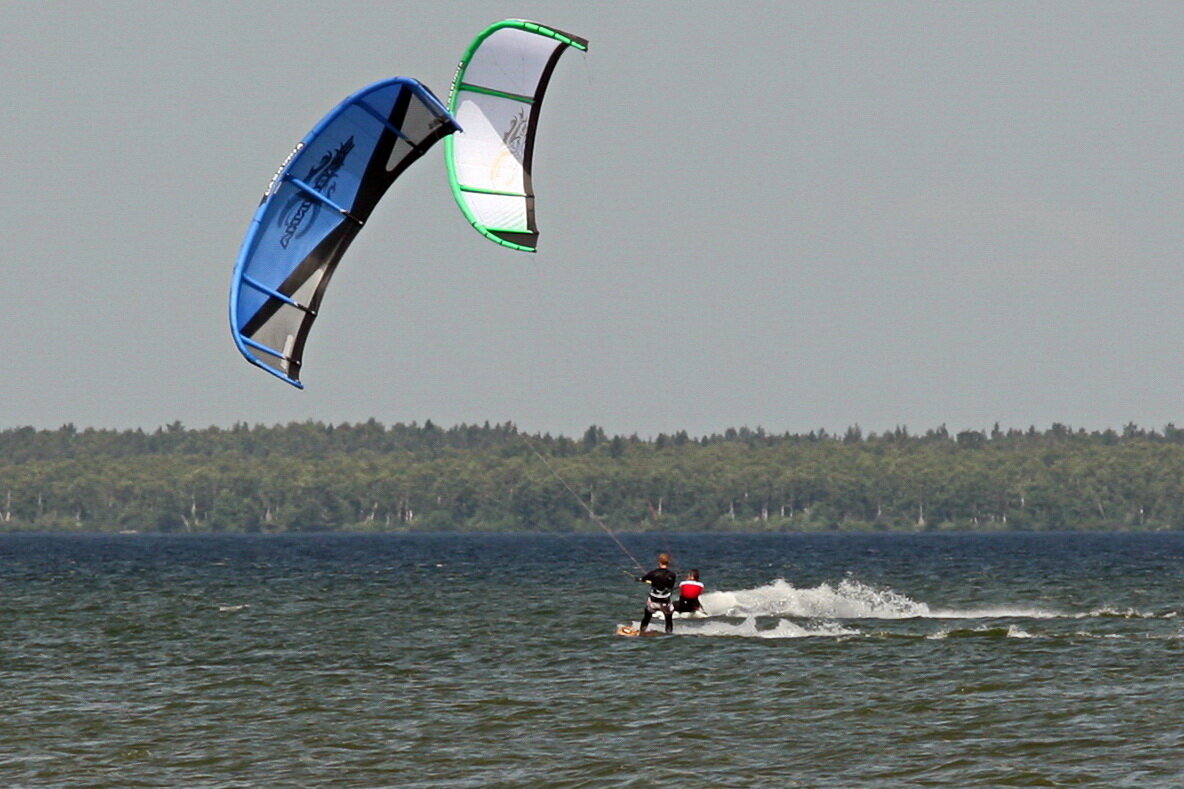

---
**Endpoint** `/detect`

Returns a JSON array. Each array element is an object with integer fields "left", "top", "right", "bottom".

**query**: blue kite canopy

[{"left": 229, "top": 77, "right": 459, "bottom": 388}]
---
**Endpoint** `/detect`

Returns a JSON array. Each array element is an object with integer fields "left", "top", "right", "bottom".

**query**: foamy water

[
  {"left": 627, "top": 575, "right": 1178, "bottom": 640},
  {"left": 627, "top": 614, "right": 860, "bottom": 639},
  {"left": 698, "top": 577, "right": 1064, "bottom": 621}
]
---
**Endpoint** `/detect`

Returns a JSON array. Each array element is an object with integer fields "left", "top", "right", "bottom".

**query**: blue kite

[{"left": 229, "top": 78, "right": 459, "bottom": 387}]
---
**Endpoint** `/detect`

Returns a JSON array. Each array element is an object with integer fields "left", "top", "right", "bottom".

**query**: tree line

[{"left": 2, "top": 419, "right": 1183, "bottom": 533}]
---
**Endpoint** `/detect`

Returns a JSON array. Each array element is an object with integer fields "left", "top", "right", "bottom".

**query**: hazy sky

[{"left": 2, "top": 2, "right": 1182, "bottom": 438}]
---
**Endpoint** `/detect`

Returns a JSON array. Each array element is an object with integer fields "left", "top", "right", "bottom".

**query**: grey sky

[{"left": 2, "top": 2, "right": 1182, "bottom": 438}]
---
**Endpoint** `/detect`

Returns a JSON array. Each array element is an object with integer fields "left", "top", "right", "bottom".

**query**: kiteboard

[{"left": 615, "top": 625, "right": 665, "bottom": 637}]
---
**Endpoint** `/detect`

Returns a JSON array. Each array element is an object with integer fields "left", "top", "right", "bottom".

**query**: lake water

[{"left": 1, "top": 532, "right": 1182, "bottom": 787}]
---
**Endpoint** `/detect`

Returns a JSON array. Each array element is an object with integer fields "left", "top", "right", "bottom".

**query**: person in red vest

[{"left": 674, "top": 568, "right": 705, "bottom": 614}]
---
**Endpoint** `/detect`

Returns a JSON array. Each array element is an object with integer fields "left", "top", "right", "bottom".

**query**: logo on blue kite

[{"left": 278, "top": 137, "right": 356, "bottom": 248}]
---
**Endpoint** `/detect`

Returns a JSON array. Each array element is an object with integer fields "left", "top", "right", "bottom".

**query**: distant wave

[
  {"left": 926, "top": 624, "right": 1037, "bottom": 639},
  {"left": 1081, "top": 606, "right": 1178, "bottom": 619},
  {"left": 683, "top": 618, "right": 858, "bottom": 639}
]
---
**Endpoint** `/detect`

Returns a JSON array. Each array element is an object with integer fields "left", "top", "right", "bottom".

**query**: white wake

[{"left": 701, "top": 578, "right": 1060, "bottom": 620}]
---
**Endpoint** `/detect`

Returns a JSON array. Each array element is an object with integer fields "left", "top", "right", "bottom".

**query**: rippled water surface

[{"left": 2, "top": 532, "right": 1183, "bottom": 787}]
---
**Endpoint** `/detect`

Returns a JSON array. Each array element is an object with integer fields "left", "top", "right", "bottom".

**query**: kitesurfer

[
  {"left": 636, "top": 553, "right": 677, "bottom": 634},
  {"left": 674, "top": 569, "right": 705, "bottom": 615}
]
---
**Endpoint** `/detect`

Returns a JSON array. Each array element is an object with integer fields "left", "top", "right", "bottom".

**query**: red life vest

[{"left": 679, "top": 579, "right": 704, "bottom": 599}]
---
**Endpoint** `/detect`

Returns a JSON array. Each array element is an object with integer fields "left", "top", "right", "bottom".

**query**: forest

[{"left": 2, "top": 420, "right": 1184, "bottom": 533}]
